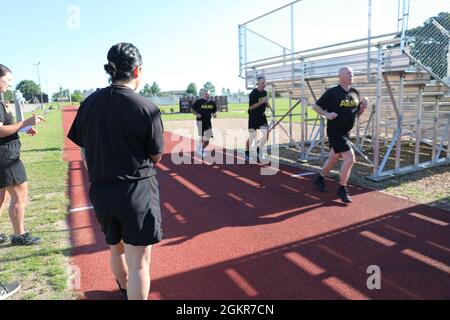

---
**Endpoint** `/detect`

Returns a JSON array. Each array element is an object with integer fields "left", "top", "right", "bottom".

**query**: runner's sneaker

[
  {"left": 337, "top": 185, "right": 353, "bottom": 203},
  {"left": 0, "top": 282, "right": 21, "bottom": 300},
  {"left": 314, "top": 175, "right": 327, "bottom": 193},
  {"left": 244, "top": 150, "right": 251, "bottom": 162},
  {"left": 257, "top": 148, "right": 269, "bottom": 163},
  {"left": 11, "top": 232, "right": 42, "bottom": 246}
]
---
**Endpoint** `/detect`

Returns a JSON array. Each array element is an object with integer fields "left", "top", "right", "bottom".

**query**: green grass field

[{"left": 0, "top": 108, "right": 75, "bottom": 300}]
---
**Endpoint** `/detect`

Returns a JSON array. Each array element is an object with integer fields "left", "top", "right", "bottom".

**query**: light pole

[
  {"left": 46, "top": 79, "right": 49, "bottom": 105},
  {"left": 59, "top": 83, "right": 63, "bottom": 107},
  {"left": 33, "top": 62, "right": 44, "bottom": 109}
]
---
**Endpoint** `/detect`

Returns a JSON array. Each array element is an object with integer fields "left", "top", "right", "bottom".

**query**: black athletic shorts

[
  {"left": 249, "top": 115, "right": 268, "bottom": 131},
  {"left": 89, "top": 176, "right": 163, "bottom": 246},
  {"left": 327, "top": 127, "right": 351, "bottom": 153},
  {"left": 0, "top": 140, "right": 27, "bottom": 188},
  {"left": 197, "top": 120, "right": 213, "bottom": 140}
]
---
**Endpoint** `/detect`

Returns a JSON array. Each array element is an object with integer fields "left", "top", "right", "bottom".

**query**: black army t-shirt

[
  {"left": 249, "top": 89, "right": 268, "bottom": 121},
  {"left": 316, "top": 85, "right": 361, "bottom": 132},
  {"left": 191, "top": 99, "right": 217, "bottom": 122},
  {"left": 0, "top": 102, "right": 19, "bottom": 145},
  {"left": 68, "top": 85, "right": 164, "bottom": 184}
]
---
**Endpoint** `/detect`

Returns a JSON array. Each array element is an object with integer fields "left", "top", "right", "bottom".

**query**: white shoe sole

[{"left": 0, "top": 283, "right": 21, "bottom": 300}]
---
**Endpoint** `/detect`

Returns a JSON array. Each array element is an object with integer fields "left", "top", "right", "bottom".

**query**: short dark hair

[
  {"left": 256, "top": 76, "right": 266, "bottom": 82},
  {"left": 104, "top": 43, "right": 142, "bottom": 83},
  {"left": 0, "top": 64, "right": 12, "bottom": 77}
]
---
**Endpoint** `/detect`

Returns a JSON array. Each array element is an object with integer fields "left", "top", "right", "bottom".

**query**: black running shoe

[
  {"left": 256, "top": 147, "right": 268, "bottom": 164},
  {"left": 337, "top": 186, "right": 353, "bottom": 203},
  {"left": 11, "top": 232, "right": 42, "bottom": 246},
  {"left": 314, "top": 175, "right": 327, "bottom": 193},
  {"left": 244, "top": 150, "right": 250, "bottom": 162},
  {"left": 0, "top": 282, "right": 21, "bottom": 300}
]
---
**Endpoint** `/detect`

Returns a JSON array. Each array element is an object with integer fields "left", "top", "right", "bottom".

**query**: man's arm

[
  {"left": 249, "top": 96, "right": 268, "bottom": 112},
  {"left": 312, "top": 89, "right": 337, "bottom": 120},
  {"left": 357, "top": 97, "right": 369, "bottom": 117},
  {"left": 191, "top": 101, "right": 202, "bottom": 119},
  {"left": 312, "top": 104, "right": 337, "bottom": 120},
  {"left": 212, "top": 102, "right": 218, "bottom": 118},
  {"left": 191, "top": 108, "right": 202, "bottom": 119}
]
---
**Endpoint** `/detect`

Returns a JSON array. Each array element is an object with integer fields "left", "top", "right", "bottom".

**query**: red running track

[{"left": 62, "top": 106, "right": 450, "bottom": 300}]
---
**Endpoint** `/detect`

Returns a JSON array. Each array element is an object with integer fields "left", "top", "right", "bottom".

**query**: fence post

[
  {"left": 373, "top": 46, "right": 383, "bottom": 176},
  {"left": 367, "top": 0, "right": 372, "bottom": 82},
  {"left": 400, "top": 0, "right": 410, "bottom": 52}
]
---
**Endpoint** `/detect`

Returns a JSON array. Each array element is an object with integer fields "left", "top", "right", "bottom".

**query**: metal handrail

[
  {"left": 240, "top": 0, "right": 302, "bottom": 26},
  {"left": 243, "top": 35, "right": 401, "bottom": 69},
  {"left": 246, "top": 38, "right": 402, "bottom": 70}
]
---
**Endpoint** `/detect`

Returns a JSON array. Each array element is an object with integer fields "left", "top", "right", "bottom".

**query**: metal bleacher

[{"left": 239, "top": 2, "right": 450, "bottom": 180}]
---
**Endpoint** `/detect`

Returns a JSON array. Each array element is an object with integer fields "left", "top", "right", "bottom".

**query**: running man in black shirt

[
  {"left": 312, "top": 67, "right": 368, "bottom": 203},
  {"left": 68, "top": 43, "right": 164, "bottom": 300},
  {"left": 191, "top": 89, "right": 217, "bottom": 157},
  {"left": 245, "top": 76, "right": 269, "bottom": 162}
]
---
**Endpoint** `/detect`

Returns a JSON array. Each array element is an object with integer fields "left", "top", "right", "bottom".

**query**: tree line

[
  {"left": 4, "top": 79, "right": 246, "bottom": 104},
  {"left": 2, "top": 80, "right": 85, "bottom": 103},
  {"left": 140, "top": 81, "right": 246, "bottom": 97}
]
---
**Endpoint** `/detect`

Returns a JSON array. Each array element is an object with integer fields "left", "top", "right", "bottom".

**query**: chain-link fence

[
  {"left": 239, "top": 0, "right": 450, "bottom": 85},
  {"left": 404, "top": 0, "right": 450, "bottom": 84},
  {"left": 239, "top": 0, "right": 401, "bottom": 77},
  {"left": 239, "top": 3, "right": 293, "bottom": 78}
]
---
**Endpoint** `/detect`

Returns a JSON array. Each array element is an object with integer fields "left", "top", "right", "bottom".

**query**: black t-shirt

[
  {"left": 191, "top": 99, "right": 217, "bottom": 122},
  {"left": 0, "top": 102, "right": 19, "bottom": 145},
  {"left": 316, "top": 85, "right": 361, "bottom": 132},
  {"left": 249, "top": 89, "right": 268, "bottom": 120},
  {"left": 67, "top": 85, "right": 164, "bottom": 184}
]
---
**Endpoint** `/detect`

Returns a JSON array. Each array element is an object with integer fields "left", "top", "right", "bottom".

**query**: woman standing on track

[
  {"left": 0, "top": 64, "right": 44, "bottom": 246},
  {"left": 68, "top": 43, "right": 164, "bottom": 300}
]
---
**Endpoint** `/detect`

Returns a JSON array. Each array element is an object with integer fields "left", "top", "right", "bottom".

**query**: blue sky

[
  {"left": 2, "top": 0, "right": 289, "bottom": 96},
  {"left": 1, "top": 0, "right": 448, "bottom": 97}
]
